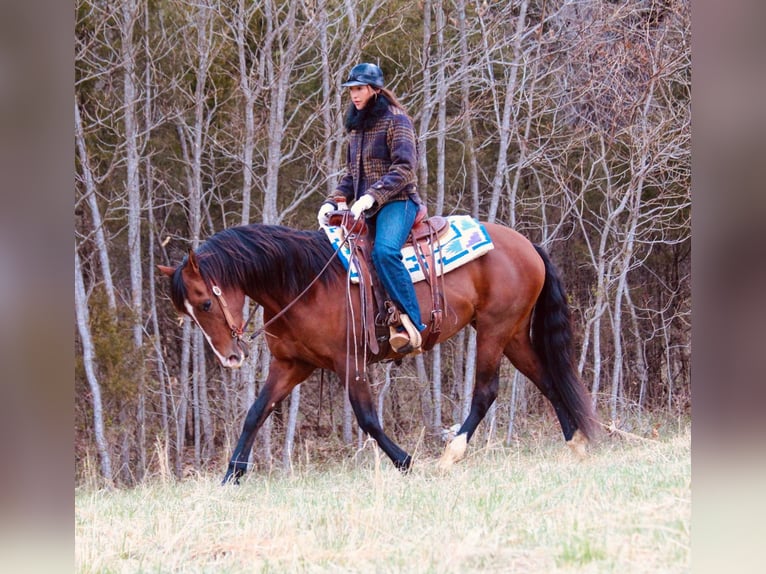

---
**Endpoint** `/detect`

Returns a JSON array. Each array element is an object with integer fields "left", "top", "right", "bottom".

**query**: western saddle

[{"left": 328, "top": 203, "right": 448, "bottom": 357}]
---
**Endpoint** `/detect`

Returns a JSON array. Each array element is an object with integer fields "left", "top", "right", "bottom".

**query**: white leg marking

[
  {"left": 438, "top": 433, "right": 468, "bottom": 470},
  {"left": 567, "top": 429, "right": 588, "bottom": 460}
]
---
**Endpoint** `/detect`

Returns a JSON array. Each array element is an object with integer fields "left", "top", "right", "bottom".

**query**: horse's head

[{"left": 159, "top": 250, "right": 248, "bottom": 369}]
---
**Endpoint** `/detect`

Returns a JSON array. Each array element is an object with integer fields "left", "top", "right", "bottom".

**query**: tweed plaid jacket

[{"left": 329, "top": 100, "right": 422, "bottom": 217}]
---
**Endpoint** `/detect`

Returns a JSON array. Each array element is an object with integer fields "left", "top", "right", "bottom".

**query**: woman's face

[{"left": 349, "top": 85, "right": 377, "bottom": 110}]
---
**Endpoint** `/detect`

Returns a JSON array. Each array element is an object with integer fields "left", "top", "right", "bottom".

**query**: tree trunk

[
  {"left": 74, "top": 101, "right": 117, "bottom": 311},
  {"left": 119, "top": 0, "right": 146, "bottom": 479},
  {"left": 257, "top": 344, "right": 274, "bottom": 468},
  {"left": 319, "top": 3, "right": 337, "bottom": 196},
  {"left": 505, "top": 370, "right": 522, "bottom": 446},
  {"left": 487, "top": 0, "right": 528, "bottom": 224},
  {"left": 431, "top": 345, "right": 442, "bottom": 432},
  {"left": 343, "top": 384, "right": 354, "bottom": 445},
  {"left": 455, "top": 0, "right": 479, "bottom": 218},
  {"left": 433, "top": 0, "right": 447, "bottom": 216},
  {"left": 192, "top": 330, "right": 202, "bottom": 469},
  {"left": 146, "top": 191, "right": 171, "bottom": 474},
  {"left": 263, "top": 0, "right": 298, "bottom": 224},
  {"left": 425, "top": 0, "right": 447, "bottom": 434},
  {"left": 416, "top": 0, "right": 433, "bottom": 206},
  {"left": 378, "top": 362, "right": 393, "bottom": 431},
  {"left": 175, "top": 319, "right": 192, "bottom": 477},
  {"left": 283, "top": 385, "right": 301, "bottom": 469},
  {"left": 625, "top": 287, "right": 648, "bottom": 417},
  {"left": 415, "top": 354, "right": 433, "bottom": 435},
  {"left": 75, "top": 247, "right": 113, "bottom": 483},
  {"left": 609, "top": 192, "right": 640, "bottom": 422},
  {"left": 451, "top": 330, "right": 465, "bottom": 424},
  {"left": 462, "top": 329, "right": 477, "bottom": 421},
  {"left": 235, "top": 0, "right": 257, "bottom": 225}
]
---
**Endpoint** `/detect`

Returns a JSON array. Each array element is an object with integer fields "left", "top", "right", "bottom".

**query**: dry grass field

[{"left": 75, "top": 427, "right": 690, "bottom": 573}]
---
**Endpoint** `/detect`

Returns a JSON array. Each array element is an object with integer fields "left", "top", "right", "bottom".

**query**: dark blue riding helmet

[{"left": 341, "top": 63, "right": 384, "bottom": 89}]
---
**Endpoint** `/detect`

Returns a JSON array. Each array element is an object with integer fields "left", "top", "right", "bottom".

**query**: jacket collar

[{"left": 344, "top": 93, "right": 390, "bottom": 132}]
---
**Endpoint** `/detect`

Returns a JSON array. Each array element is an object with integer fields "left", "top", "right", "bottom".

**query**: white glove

[
  {"left": 350, "top": 194, "right": 375, "bottom": 220},
  {"left": 317, "top": 202, "right": 334, "bottom": 228}
]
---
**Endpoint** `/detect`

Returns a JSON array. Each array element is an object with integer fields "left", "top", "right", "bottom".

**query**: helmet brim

[{"left": 342, "top": 80, "right": 371, "bottom": 87}]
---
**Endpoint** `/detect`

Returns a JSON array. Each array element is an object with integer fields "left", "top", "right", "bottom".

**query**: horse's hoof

[
  {"left": 438, "top": 433, "right": 467, "bottom": 470},
  {"left": 395, "top": 454, "right": 413, "bottom": 473},
  {"left": 567, "top": 429, "right": 588, "bottom": 460},
  {"left": 221, "top": 464, "right": 245, "bottom": 485},
  {"left": 221, "top": 472, "right": 240, "bottom": 486}
]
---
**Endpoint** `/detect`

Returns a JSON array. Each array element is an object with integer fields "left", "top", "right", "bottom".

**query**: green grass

[{"left": 75, "top": 429, "right": 690, "bottom": 573}]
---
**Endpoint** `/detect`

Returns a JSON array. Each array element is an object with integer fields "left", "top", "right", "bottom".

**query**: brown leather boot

[
  {"left": 389, "top": 313, "right": 422, "bottom": 353},
  {"left": 388, "top": 325, "right": 410, "bottom": 352}
]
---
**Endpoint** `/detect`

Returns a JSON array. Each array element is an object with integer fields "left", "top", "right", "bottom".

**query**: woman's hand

[
  {"left": 350, "top": 194, "right": 375, "bottom": 219},
  {"left": 317, "top": 202, "right": 335, "bottom": 228}
]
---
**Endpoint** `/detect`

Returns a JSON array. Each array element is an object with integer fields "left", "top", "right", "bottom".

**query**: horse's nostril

[{"left": 228, "top": 354, "right": 241, "bottom": 364}]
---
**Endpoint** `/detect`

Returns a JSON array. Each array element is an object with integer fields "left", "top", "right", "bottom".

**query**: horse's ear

[
  {"left": 157, "top": 265, "right": 175, "bottom": 278},
  {"left": 188, "top": 249, "right": 200, "bottom": 274}
]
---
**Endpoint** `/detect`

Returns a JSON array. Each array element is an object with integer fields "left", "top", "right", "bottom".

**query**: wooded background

[{"left": 75, "top": 0, "right": 690, "bottom": 485}]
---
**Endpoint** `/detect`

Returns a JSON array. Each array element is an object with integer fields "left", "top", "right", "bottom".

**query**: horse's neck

[
  {"left": 248, "top": 290, "right": 284, "bottom": 313},
  {"left": 248, "top": 281, "right": 329, "bottom": 319}
]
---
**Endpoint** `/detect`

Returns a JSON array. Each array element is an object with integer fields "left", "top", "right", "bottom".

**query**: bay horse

[{"left": 158, "top": 220, "right": 597, "bottom": 484}]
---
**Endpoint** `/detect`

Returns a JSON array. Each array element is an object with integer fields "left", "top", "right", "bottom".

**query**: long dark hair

[
  {"left": 379, "top": 87, "right": 406, "bottom": 112},
  {"left": 344, "top": 87, "right": 412, "bottom": 132}
]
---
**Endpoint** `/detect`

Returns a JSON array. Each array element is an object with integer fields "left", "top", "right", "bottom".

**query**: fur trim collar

[{"left": 344, "top": 93, "right": 390, "bottom": 132}]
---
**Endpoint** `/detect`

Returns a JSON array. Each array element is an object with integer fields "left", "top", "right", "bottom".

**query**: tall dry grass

[{"left": 76, "top": 427, "right": 690, "bottom": 573}]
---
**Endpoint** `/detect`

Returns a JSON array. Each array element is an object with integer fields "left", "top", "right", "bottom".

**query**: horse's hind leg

[
  {"left": 439, "top": 338, "right": 503, "bottom": 469},
  {"left": 222, "top": 358, "right": 314, "bottom": 484},
  {"left": 502, "top": 332, "right": 586, "bottom": 456},
  {"left": 345, "top": 367, "right": 412, "bottom": 471}
]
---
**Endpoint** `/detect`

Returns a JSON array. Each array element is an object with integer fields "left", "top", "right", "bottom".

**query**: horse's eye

[{"left": 201, "top": 300, "right": 212, "bottom": 312}]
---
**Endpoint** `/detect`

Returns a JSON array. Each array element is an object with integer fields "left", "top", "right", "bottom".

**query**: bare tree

[
  {"left": 455, "top": 0, "right": 480, "bottom": 218},
  {"left": 416, "top": 0, "right": 434, "bottom": 205},
  {"left": 173, "top": 0, "right": 222, "bottom": 467},
  {"left": 75, "top": 101, "right": 117, "bottom": 312},
  {"left": 486, "top": 0, "right": 528, "bottom": 225},
  {"left": 75, "top": 246, "right": 113, "bottom": 483}
]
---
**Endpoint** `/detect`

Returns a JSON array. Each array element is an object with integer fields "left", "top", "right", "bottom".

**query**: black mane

[{"left": 169, "top": 224, "right": 344, "bottom": 310}]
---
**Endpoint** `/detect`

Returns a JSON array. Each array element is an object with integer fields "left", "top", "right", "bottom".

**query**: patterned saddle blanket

[{"left": 323, "top": 215, "right": 494, "bottom": 284}]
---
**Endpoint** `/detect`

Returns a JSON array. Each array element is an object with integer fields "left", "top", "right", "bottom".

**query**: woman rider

[{"left": 317, "top": 62, "right": 426, "bottom": 353}]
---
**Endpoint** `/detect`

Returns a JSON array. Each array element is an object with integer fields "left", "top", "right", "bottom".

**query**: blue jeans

[{"left": 370, "top": 199, "right": 425, "bottom": 331}]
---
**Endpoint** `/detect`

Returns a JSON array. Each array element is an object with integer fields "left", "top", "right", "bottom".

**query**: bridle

[
  {"left": 208, "top": 283, "right": 256, "bottom": 357},
  {"left": 210, "top": 284, "right": 248, "bottom": 339}
]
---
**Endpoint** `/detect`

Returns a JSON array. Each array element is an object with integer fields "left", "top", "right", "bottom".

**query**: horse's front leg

[
  {"left": 343, "top": 363, "right": 412, "bottom": 472},
  {"left": 222, "top": 358, "right": 314, "bottom": 485}
]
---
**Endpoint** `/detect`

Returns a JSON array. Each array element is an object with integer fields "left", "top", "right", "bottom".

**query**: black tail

[{"left": 531, "top": 245, "right": 598, "bottom": 441}]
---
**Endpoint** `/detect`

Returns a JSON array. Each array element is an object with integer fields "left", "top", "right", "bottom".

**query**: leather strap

[
  {"left": 348, "top": 233, "right": 380, "bottom": 355},
  {"left": 211, "top": 284, "right": 244, "bottom": 338},
  {"left": 410, "top": 220, "right": 444, "bottom": 351}
]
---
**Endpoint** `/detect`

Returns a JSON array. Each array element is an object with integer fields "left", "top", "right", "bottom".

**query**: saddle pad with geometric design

[{"left": 323, "top": 215, "right": 494, "bottom": 284}]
